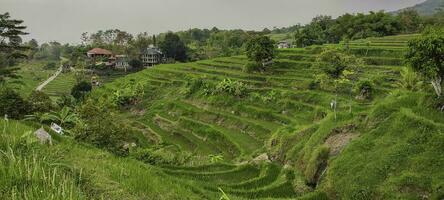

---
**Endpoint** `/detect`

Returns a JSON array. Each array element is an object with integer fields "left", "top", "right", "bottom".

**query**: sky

[{"left": 1, "top": 0, "right": 425, "bottom": 44}]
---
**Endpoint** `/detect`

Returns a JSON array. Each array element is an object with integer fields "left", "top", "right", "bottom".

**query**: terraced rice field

[{"left": 93, "top": 34, "right": 419, "bottom": 199}]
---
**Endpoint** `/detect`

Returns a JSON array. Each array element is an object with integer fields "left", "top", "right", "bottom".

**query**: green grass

[
  {"left": 6, "top": 33, "right": 444, "bottom": 199},
  {"left": 6, "top": 60, "right": 59, "bottom": 97}
]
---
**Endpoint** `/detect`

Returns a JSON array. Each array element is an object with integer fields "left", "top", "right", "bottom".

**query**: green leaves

[
  {"left": 405, "top": 27, "right": 444, "bottom": 96},
  {"left": 245, "top": 36, "right": 275, "bottom": 70}
]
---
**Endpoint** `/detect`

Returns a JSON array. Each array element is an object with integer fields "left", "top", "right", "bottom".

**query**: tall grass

[{"left": 0, "top": 120, "right": 85, "bottom": 200}]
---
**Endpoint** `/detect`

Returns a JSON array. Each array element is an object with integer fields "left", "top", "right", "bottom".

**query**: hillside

[
  {"left": 2, "top": 33, "right": 444, "bottom": 199},
  {"left": 78, "top": 34, "right": 443, "bottom": 199},
  {"left": 394, "top": 0, "right": 444, "bottom": 15}
]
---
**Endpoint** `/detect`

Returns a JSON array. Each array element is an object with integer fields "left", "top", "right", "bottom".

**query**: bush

[
  {"left": 27, "top": 91, "right": 53, "bottom": 113},
  {"left": 215, "top": 78, "right": 248, "bottom": 97},
  {"left": 130, "top": 146, "right": 191, "bottom": 165},
  {"left": 71, "top": 81, "right": 92, "bottom": 100},
  {"left": 243, "top": 62, "right": 261, "bottom": 73},
  {"left": 111, "top": 80, "right": 144, "bottom": 106},
  {"left": 0, "top": 87, "right": 29, "bottom": 119},
  {"left": 355, "top": 79, "right": 374, "bottom": 100},
  {"left": 129, "top": 59, "right": 143, "bottom": 70},
  {"left": 43, "top": 62, "right": 57, "bottom": 70},
  {"left": 74, "top": 100, "right": 134, "bottom": 155}
]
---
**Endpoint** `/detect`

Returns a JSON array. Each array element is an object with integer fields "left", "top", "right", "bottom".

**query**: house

[
  {"left": 277, "top": 41, "right": 291, "bottom": 49},
  {"left": 141, "top": 45, "right": 163, "bottom": 67},
  {"left": 87, "top": 48, "right": 113, "bottom": 58},
  {"left": 115, "top": 55, "right": 130, "bottom": 70}
]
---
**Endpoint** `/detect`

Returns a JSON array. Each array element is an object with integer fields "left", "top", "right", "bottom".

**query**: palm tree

[{"left": 41, "top": 106, "right": 78, "bottom": 127}]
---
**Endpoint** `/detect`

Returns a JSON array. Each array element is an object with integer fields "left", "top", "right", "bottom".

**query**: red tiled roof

[{"left": 87, "top": 48, "right": 113, "bottom": 55}]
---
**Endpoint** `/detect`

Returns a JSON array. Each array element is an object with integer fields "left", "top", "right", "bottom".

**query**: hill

[
  {"left": 84, "top": 33, "right": 443, "bottom": 199},
  {"left": 394, "top": 0, "right": 444, "bottom": 15},
  {"left": 2, "top": 33, "right": 444, "bottom": 199}
]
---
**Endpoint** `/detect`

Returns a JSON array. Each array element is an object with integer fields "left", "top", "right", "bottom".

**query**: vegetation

[
  {"left": 406, "top": 27, "right": 444, "bottom": 97},
  {"left": 1, "top": 7, "right": 444, "bottom": 200}
]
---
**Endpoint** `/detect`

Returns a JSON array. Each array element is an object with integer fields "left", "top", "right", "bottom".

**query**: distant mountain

[{"left": 393, "top": 0, "right": 444, "bottom": 15}]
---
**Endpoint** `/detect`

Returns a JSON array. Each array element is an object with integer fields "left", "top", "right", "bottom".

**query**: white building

[{"left": 141, "top": 45, "right": 163, "bottom": 67}]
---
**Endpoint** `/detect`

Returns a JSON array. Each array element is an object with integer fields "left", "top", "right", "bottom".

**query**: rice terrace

[{"left": 1, "top": 0, "right": 444, "bottom": 199}]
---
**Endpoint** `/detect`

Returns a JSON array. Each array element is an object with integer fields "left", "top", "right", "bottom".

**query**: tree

[
  {"left": 129, "top": 59, "right": 143, "bottom": 70},
  {"left": 0, "top": 87, "right": 29, "bottom": 119},
  {"left": 398, "top": 9, "right": 422, "bottom": 33},
  {"left": 245, "top": 35, "right": 275, "bottom": 71},
  {"left": 41, "top": 106, "right": 78, "bottom": 127},
  {"left": 405, "top": 27, "right": 444, "bottom": 97},
  {"left": 0, "top": 12, "right": 29, "bottom": 80},
  {"left": 27, "top": 90, "right": 53, "bottom": 113},
  {"left": 159, "top": 32, "right": 188, "bottom": 62},
  {"left": 71, "top": 81, "right": 92, "bottom": 100},
  {"left": 316, "top": 49, "right": 363, "bottom": 118}
]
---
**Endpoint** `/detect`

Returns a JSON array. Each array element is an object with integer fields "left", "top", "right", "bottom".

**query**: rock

[
  {"left": 34, "top": 128, "right": 52, "bottom": 145},
  {"left": 250, "top": 153, "right": 271, "bottom": 164}
]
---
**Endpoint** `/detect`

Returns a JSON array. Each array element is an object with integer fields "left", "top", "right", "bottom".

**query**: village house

[
  {"left": 141, "top": 45, "right": 163, "bottom": 67},
  {"left": 87, "top": 48, "right": 113, "bottom": 58},
  {"left": 114, "top": 55, "right": 130, "bottom": 71},
  {"left": 277, "top": 41, "right": 291, "bottom": 49}
]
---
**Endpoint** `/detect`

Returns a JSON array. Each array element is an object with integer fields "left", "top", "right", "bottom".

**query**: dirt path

[{"left": 36, "top": 66, "right": 63, "bottom": 91}]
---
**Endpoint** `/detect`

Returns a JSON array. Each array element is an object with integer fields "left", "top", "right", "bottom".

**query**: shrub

[
  {"left": 243, "top": 62, "right": 261, "bottom": 73},
  {"left": 355, "top": 79, "right": 374, "bottom": 100},
  {"left": 130, "top": 146, "right": 191, "bottom": 165},
  {"left": 111, "top": 80, "right": 145, "bottom": 106},
  {"left": 27, "top": 91, "right": 53, "bottom": 113},
  {"left": 215, "top": 78, "right": 248, "bottom": 97},
  {"left": 129, "top": 59, "right": 143, "bottom": 70},
  {"left": 71, "top": 81, "right": 92, "bottom": 100},
  {"left": 43, "top": 61, "right": 57, "bottom": 70},
  {"left": 0, "top": 87, "right": 29, "bottom": 119},
  {"left": 74, "top": 100, "right": 134, "bottom": 155}
]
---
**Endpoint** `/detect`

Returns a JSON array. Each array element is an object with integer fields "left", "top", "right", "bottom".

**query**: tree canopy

[
  {"left": 406, "top": 27, "right": 444, "bottom": 97},
  {"left": 0, "top": 12, "right": 28, "bottom": 80},
  {"left": 245, "top": 36, "right": 275, "bottom": 65},
  {"left": 159, "top": 32, "right": 188, "bottom": 62}
]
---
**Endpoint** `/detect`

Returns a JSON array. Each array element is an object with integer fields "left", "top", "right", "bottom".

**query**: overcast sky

[{"left": 1, "top": 0, "right": 425, "bottom": 44}]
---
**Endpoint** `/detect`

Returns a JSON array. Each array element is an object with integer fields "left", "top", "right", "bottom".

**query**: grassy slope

[
  {"left": 0, "top": 120, "right": 202, "bottom": 199},
  {"left": 81, "top": 33, "right": 444, "bottom": 199},
  {"left": 4, "top": 33, "right": 444, "bottom": 199},
  {"left": 6, "top": 60, "right": 58, "bottom": 96}
]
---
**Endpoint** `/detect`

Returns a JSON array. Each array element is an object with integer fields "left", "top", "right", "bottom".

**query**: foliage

[
  {"left": 130, "top": 146, "right": 191, "bottom": 165},
  {"left": 159, "top": 32, "right": 188, "bottom": 62},
  {"left": 0, "top": 12, "right": 29, "bottom": 80},
  {"left": 209, "top": 154, "right": 224, "bottom": 163},
  {"left": 398, "top": 67, "right": 423, "bottom": 91},
  {"left": 245, "top": 36, "right": 275, "bottom": 69},
  {"left": 129, "top": 59, "right": 143, "bottom": 70},
  {"left": 0, "top": 87, "right": 29, "bottom": 119},
  {"left": 74, "top": 100, "right": 132, "bottom": 155},
  {"left": 405, "top": 27, "right": 444, "bottom": 97},
  {"left": 43, "top": 61, "right": 57, "bottom": 70},
  {"left": 243, "top": 61, "right": 261, "bottom": 73},
  {"left": 111, "top": 80, "right": 145, "bottom": 106},
  {"left": 41, "top": 106, "right": 78, "bottom": 128},
  {"left": 27, "top": 90, "right": 53, "bottom": 113},
  {"left": 215, "top": 78, "right": 248, "bottom": 97},
  {"left": 71, "top": 81, "right": 92, "bottom": 100},
  {"left": 354, "top": 79, "right": 373, "bottom": 100}
]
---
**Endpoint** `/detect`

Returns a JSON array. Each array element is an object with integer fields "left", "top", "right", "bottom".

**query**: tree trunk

[{"left": 431, "top": 76, "right": 442, "bottom": 97}]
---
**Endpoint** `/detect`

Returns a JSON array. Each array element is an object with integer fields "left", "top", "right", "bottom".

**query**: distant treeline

[
  {"left": 272, "top": 9, "right": 444, "bottom": 47},
  {"left": 9, "top": 8, "right": 444, "bottom": 69}
]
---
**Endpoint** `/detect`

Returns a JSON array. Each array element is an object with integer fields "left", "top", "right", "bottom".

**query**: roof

[
  {"left": 88, "top": 48, "right": 113, "bottom": 55},
  {"left": 142, "top": 47, "right": 163, "bottom": 55}
]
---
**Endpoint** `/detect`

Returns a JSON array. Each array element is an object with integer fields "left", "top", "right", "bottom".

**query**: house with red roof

[{"left": 87, "top": 48, "right": 113, "bottom": 58}]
